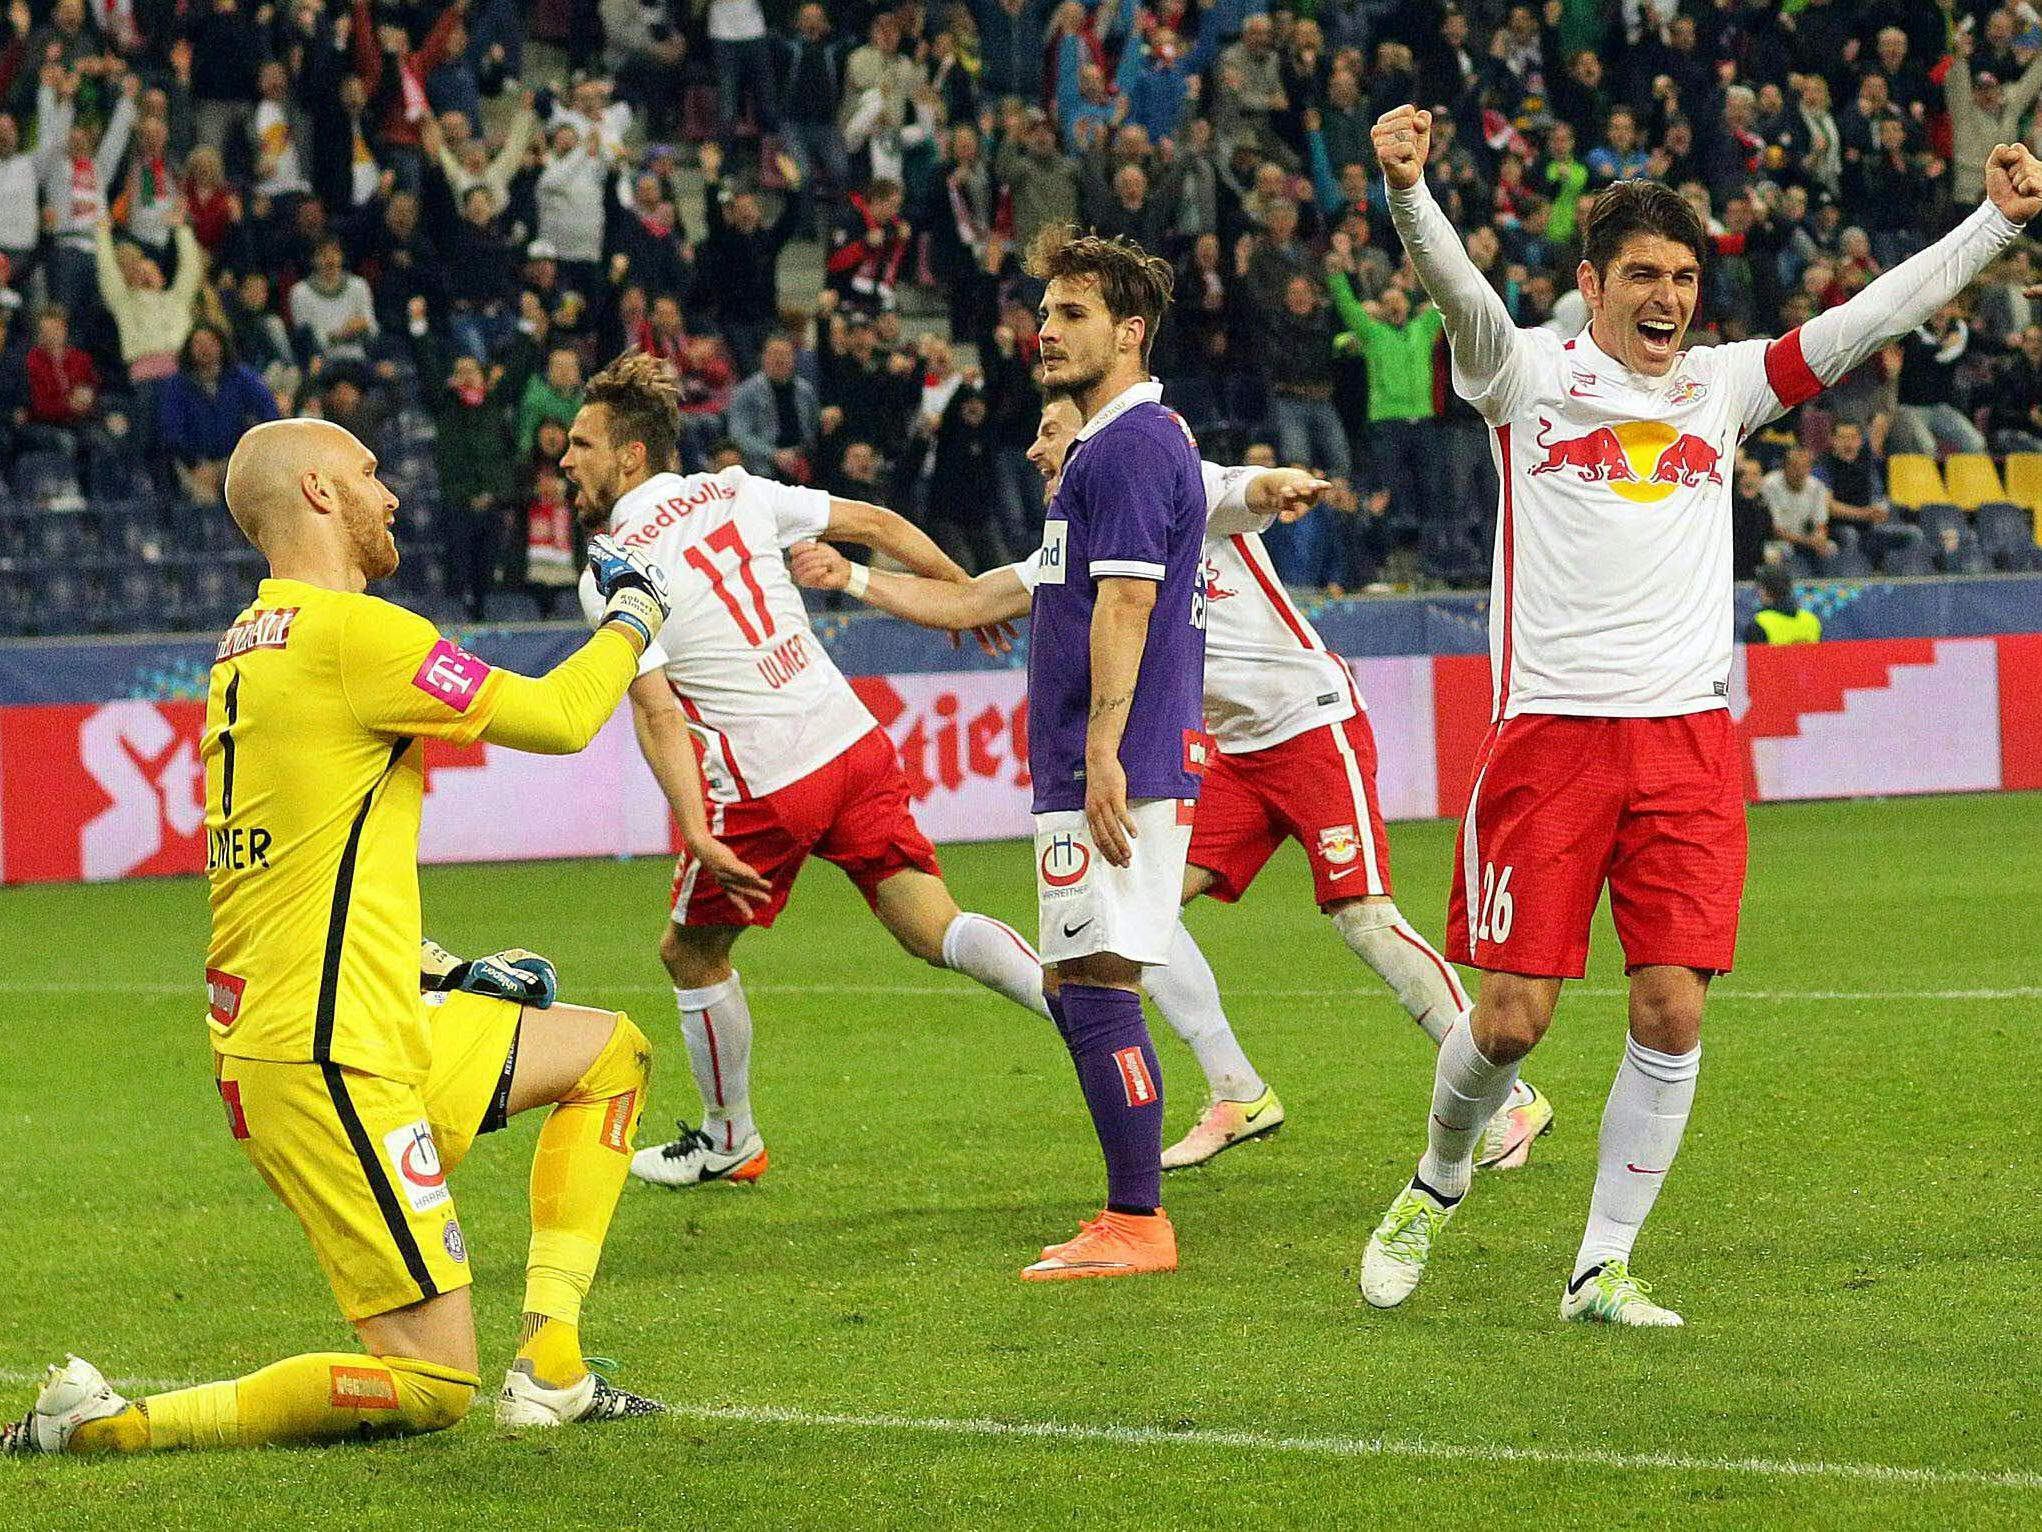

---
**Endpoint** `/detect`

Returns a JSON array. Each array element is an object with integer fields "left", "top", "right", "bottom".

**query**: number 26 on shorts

[{"left": 1474, "top": 862, "right": 1515, "bottom": 945}]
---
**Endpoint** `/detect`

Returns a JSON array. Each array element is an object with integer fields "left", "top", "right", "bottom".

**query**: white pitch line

[
  {"left": 0, "top": 1369, "right": 191, "bottom": 1392},
  {"left": 2, "top": 981, "right": 2038, "bottom": 1003},
  {"left": 666, "top": 1402, "right": 2042, "bottom": 1493},
  {"left": 0, "top": 1379, "right": 2025, "bottom": 1493}
]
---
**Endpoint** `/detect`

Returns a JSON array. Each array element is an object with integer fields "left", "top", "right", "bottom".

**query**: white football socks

[
  {"left": 1416, "top": 1010, "right": 1521, "bottom": 1200},
  {"left": 674, "top": 972, "right": 757, "bottom": 1152},
  {"left": 1330, "top": 900, "right": 1468, "bottom": 1045},
  {"left": 1142, "top": 921, "right": 1266, "bottom": 1103},
  {"left": 940, "top": 913, "right": 1052, "bottom": 1019},
  {"left": 1573, "top": 1036, "right": 1701, "bottom": 1278}
]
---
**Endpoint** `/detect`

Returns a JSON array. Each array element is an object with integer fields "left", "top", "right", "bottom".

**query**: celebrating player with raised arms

[
  {"left": 1359, "top": 107, "right": 2042, "bottom": 1327},
  {"left": 560, "top": 354, "right": 1051, "bottom": 1191},
  {"left": 6, "top": 418, "right": 673, "bottom": 1455},
  {"left": 794, "top": 396, "right": 1555, "bottom": 1178}
]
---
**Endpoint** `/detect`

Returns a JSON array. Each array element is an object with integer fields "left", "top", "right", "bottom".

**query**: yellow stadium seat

[
  {"left": 2003, "top": 452, "right": 2042, "bottom": 510},
  {"left": 1885, "top": 454, "right": 1946, "bottom": 511},
  {"left": 1942, "top": 453, "right": 2007, "bottom": 511}
]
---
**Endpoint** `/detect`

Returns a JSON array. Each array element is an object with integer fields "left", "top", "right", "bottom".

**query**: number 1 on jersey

[{"left": 684, "top": 523, "right": 777, "bottom": 647}]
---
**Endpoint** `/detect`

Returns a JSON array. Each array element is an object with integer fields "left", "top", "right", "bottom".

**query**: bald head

[{"left": 226, "top": 418, "right": 400, "bottom": 586}]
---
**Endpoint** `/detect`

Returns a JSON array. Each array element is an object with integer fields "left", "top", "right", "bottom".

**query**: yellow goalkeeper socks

[
  {"left": 521, "top": 1012, "right": 649, "bottom": 1377},
  {"left": 513, "top": 1315, "right": 587, "bottom": 1390},
  {"left": 100, "top": 1354, "right": 477, "bottom": 1451}
]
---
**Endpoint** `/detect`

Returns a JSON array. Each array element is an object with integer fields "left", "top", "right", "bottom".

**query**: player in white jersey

[
  {"left": 791, "top": 394, "right": 1553, "bottom": 1174},
  {"left": 1358, "top": 107, "right": 2042, "bottom": 1327},
  {"left": 561, "top": 354, "right": 1052, "bottom": 1188}
]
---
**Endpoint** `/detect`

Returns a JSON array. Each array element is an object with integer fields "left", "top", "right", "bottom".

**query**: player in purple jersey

[{"left": 1019, "top": 226, "right": 1207, "bottom": 1281}]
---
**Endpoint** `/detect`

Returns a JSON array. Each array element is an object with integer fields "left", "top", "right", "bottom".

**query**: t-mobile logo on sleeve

[{"left": 410, "top": 639, "right": 493, "bottom": 712}]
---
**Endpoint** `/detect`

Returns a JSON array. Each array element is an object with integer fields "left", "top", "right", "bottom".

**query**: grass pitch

[{"left": 2, "top": 792, "right": 2038, "bottom": 1528}]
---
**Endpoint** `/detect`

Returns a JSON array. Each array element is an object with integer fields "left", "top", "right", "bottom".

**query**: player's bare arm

[
  {"left": 1244, "top": 468, "right": 1331, "bottom": 524},
  {"left": 821, "top": 496, "right": 1015, "bottom": 653},
  {"left": 1085, "top": 577, "right": 1156, "bottom": 867},
  {"left": 788, "top": 539, "right": 1029, "bottom": 632},
  {"left": 625, "top": 671, "right": 771, "bottom": 914},
  {"left": 822, "top": 496, "right": 971, "bottom": 583}
]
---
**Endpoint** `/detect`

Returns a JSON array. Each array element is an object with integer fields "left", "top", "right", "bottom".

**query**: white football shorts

[{"left": 1034, "top": 798, "right": 1195, "bottom": 967}]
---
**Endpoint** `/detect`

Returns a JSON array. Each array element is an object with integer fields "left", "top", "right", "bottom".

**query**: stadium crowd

[{"left": 3, "top": 0, "right": 2042, "bottom": 635}]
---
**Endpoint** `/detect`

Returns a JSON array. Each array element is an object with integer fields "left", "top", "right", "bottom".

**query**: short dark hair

[
  {"left": 1580, "top": 179, "right": 1707, "bottom": 280},
  {"left": 1026, "top": 223, "right": 1175, "bottom": 365},
  {"left": 583, "top": 350, "right": 681, "bottom": 472}
]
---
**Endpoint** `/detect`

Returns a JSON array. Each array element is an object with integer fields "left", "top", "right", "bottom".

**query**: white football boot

[
  {"left": 1160, "top": 1086, "right": 1285, "bottom": 1169},
  {"left": 1560, "top": 1260, "right": 1685, "bottom": 1327},
  {"left": 1, "top": 1356, "right": 130, "bottom": 1453},
  {"left": 1476, "top": 1080, "right": 1555, "bottom": 1171},
  {"left": 498, "top": 1362, "right": 666, "bottom": 1427},
  {"left": 1359, "top": 1179, "right": 1461, "bottom": 1309},
  {"left": 629, "top": 1121, "right": 768, "bottom": 1187}
]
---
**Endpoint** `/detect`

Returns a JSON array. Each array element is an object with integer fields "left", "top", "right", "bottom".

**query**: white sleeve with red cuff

[{"left": 1752, "top": 200, "right": 2025, "bottom": 432}]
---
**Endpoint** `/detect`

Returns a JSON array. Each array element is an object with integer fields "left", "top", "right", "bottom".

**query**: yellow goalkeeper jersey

[{"left": 201, "top": 579, "right": 509, "bottom": 1085}]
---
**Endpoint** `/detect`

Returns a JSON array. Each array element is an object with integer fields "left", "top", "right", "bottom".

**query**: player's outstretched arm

[
  {"left": 789, "top": 539, "right": 1030, "bottom": 632},
  {"left": 625, "top": 671, "right": 772, "bottom": 914},
  {"left": 823, "top": 495, "right": 972, "bottom": 583},
  {"left": 476, "top": 537, "right": 674, "bottom": 755},
  {"left": 1373, "top": 105, "right": 1529, "bottom": 418},
  {"left": 1201, "top": 462, "right": 1330, "bottom": 538},
  {"left": 1783, "top": 143, "right": 2039, "bottom": 400},
  {"left": 820, "top": 495, "right": 1013, "bottom": 655},
  {"left": 338, "top": 538, "right": 670, "bottom": 755}
]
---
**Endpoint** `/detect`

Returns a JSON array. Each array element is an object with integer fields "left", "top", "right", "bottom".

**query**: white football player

[
  {"left": 790, "top": 393, "right": 1551, "bottom": 1174},
  {"left": 563, "top": 353, "right": 1050, "bottom": 1188}
]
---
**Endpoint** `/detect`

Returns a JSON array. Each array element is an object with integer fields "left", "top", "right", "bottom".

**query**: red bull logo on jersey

[
  {"left": 1201, "top": 558, "right": 1237, "bottom": 603},
  {"left": 1649, "top": 433, "right": 1724, "bottom": 488},
  {"left": 1530, "top": 419, "right": 1636, "bottom": 482},
  {"left": 1528, "top": 418, "right": 1723, "bottom": 504}
]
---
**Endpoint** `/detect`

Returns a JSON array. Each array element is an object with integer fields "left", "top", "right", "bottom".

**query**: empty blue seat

[
  {"left": 1817, "top": 543, "right": 1874, "bottom": 578},
  {"left": 13, "top": 448, "right": 81, "bottom": 506},
  {"left": 1976, "top": 501, "right": 2033, "bottom": 557},
  {"left": 1912, "top": 502, "right": 1966, "bottom": 543},
  {"left": 1881, "top": 541, "right": 1936, "bottom": 576}
]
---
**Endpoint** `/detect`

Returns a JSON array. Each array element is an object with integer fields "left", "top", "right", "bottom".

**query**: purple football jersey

[{"left": 1027, "top": 383, "right": 1209, "bottom": 814}]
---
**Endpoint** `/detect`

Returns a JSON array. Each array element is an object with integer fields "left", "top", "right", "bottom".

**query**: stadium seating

[
  {"left": 2001, "top": 452, "right": 2042, "bottom": 548},
  {"left": 13, "top": 450, "right": 84, "bottom": 512},
  {"left": 1941, "top": 454, "right": 2008, "bottom": 511},
  {"left": 1885, "top": 454, "right": 1946, "bottom": 510},
  {"left": 1913, "top": 502, "right": 1967, "bottom": 543},
  {"left": 1881, "top": 540, "right": 1938, "bottom": 576},
  {"left": 1977, "top": 502, "right": 2042, "bottom": 569}
]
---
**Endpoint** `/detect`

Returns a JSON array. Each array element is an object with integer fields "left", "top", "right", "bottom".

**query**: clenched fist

[{"left": 1372, "top": 105, "right": 1432, "bottom": 192}]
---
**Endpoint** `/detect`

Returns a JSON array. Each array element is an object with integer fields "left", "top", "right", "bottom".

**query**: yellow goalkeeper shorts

[{"left": 215, "top": 993, "right": 524, "bottom": 1322}]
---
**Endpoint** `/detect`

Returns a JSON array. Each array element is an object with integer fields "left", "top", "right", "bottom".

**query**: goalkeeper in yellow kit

[{"left": 5, "top": 418, "right": 675, "bottom": 1452}]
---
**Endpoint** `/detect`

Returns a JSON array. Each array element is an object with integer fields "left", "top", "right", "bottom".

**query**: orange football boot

[{"left": 1021, "top": 1209, "right": 1178, "bottom": 1280}]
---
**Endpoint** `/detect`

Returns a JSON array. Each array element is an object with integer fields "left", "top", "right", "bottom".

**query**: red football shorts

[
  {"left": 1188, "top": 713, "right": 1394, "bottom": 907},
  {"left": 1447, "top": 710, "right": 1747, "bottom": 978},
  {"left": 670, "top": 728, "right": 941, "bottom": 928}
]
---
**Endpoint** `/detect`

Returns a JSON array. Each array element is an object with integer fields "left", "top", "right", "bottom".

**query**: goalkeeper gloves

[
  {"left": 420, "top": 939, "right": 560, "bottom": 1010},
  {"left": 587, "top": 532, "right": 672, "bottom": 652}
]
